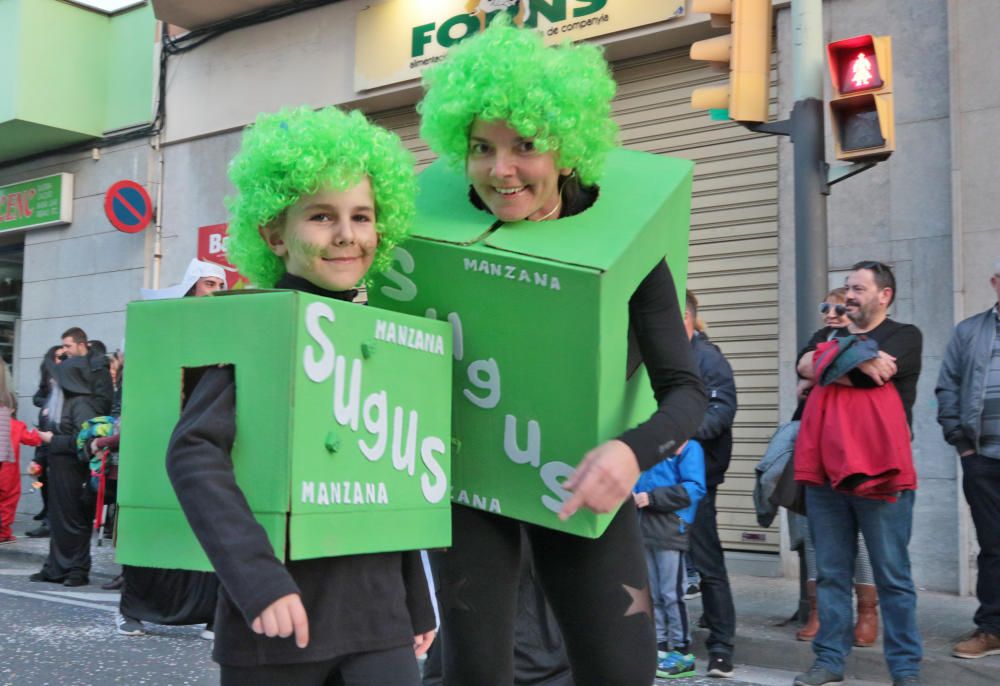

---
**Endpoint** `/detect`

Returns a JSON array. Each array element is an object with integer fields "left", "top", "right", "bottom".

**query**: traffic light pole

[
  {"left": 789, "top": 0, "right": 827, "bottom": 355},
  {"left": 745, "top": 0, "right": 827, "bottom": 353},
  {"left": 746, "top": 0, "right": 827, "bottom": 626}
]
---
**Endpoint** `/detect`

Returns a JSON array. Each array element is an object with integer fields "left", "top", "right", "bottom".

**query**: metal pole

[
  {"left": 790, "top": 0, "right": 828, "bottom": 627},
  {"left": 791, "top": 0, "right": 828, "bottom": 353}
]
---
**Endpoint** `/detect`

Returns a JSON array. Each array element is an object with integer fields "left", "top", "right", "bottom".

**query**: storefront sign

[
  {"left": 0, "top": 173, "right": 73, "bottom": 233},
  {"left": 197, "top": 223, "right": 250, "bottom": 289},
  {"left": 355, "top": 0, "right": 686, "bottom": 91},
  {"left": 105, "top": 180, "right": 153, "bottom": 233}
]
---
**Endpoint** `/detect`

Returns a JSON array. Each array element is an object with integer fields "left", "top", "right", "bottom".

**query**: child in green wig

[{"left": 165, "top": 106, "right": 436, "bottom": 685}]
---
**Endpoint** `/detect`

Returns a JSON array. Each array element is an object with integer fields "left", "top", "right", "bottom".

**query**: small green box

[
  {"left": 369, "top": 149, "right": 693, "bottom": 538},
  {"left": 116, "top": 290, "right": 453, "bottom": 571}
]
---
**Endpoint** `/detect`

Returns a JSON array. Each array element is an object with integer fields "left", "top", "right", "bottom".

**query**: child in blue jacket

[{"left": 633, "top": 439, "right": 706, "bottom": 679}]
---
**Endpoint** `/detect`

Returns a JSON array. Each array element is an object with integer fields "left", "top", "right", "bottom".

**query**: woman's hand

[
  {"left": 90, "top": 439, "right": 100, "bottom": 454},
  {"left": 251, "top": 593, "right": 309, "bottom": 648},
  {"left": 413, "top": 629, "right": 436, "bottom": 658},
  {"left": 559, "top": 439, "right": 640, "bottom": 520},
  {"left": 28, "top": 461, "right": 42, "bottom": 475}
]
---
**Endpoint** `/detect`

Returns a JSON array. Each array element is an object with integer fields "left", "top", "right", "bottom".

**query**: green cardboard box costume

[
  {"left": 115, "top": 290, "right": 453, "bottom": 571},
  {"left": 369, "top": 148, "right": 693, "bottom": 538}
]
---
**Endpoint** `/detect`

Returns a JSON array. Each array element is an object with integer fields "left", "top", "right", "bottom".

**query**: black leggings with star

[{"left": 435, "top": 503, "right": 656, "bottom": 686}]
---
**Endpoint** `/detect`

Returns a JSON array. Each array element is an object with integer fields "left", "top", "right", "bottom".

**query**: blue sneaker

[{"left": 656, "top": 651, "right": 696, "bottom": 679}]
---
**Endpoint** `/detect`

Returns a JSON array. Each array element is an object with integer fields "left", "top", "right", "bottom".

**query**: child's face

[{"left": 265, "top": 179, "right": 378, "bottom": 291}]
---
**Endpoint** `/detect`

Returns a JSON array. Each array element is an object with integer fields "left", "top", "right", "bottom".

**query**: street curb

[{"left": 691, "top": 626, "right": 998, "bottom": 686}]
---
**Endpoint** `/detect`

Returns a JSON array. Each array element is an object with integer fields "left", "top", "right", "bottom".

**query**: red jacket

[
  {"left": 794, "top": 341, "right": 916, "bottom": 500},
  {"left": 10, "top": 419, "right": 43, "bottom": 463}
]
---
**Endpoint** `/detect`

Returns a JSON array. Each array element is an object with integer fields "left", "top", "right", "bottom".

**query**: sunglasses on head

[{"left": 820, "top": 302, "right": 847, "bottom": 316}]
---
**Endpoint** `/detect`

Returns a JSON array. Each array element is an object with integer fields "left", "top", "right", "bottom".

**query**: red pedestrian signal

[{"left": 826, "top": 35, "right": 894, "bottom": 161}]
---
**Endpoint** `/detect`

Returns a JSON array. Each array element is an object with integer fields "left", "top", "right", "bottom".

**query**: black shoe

[
  {"left": 33, "top": 509, "right": 47, "bottom": 521},
  {"left": 29, "top": 572, "right": 63, "bottom": 583},
  {"left": 101, "top": 574, "right": 124, "bottom": 591},
  {"left": 63, "top": 576, "right": 89, "bottom": 587},
  {"left": 25, "top": 525, "right": 50, "bottom": 538},
  {"left": 707, "top": 654, "right": 734, "bottom": 678}
]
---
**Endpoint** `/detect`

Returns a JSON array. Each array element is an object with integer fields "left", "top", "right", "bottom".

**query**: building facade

[{"left": 0, "top": 0, "right": 994, "bottom": 593}]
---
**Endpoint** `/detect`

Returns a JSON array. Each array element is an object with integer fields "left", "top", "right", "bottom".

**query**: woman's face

[
  {"left": 823, "top": 298, "right": 850, "bottom": 328},
  {"left": 466, "top": 119, "right": 571, "bottom": 222}
]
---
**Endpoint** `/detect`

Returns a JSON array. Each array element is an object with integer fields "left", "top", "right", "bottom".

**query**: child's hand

[
  {"left": 90, "top": 439, "right": 100, "bottom": 454},
  {"left": 251, "top": 593, "right": 309, "bottom": 648},
  {"left": 413, "top": 629, "right": 436, "bottom": 658},
  {"left": 633, "top": 491, "right": 650, "bottom": 508},
  {"left": 38, "top": 431, "right": 53, "bottom": 444},
  {"left": 28, "top": 461, "right": 42, "bottom": 475}
]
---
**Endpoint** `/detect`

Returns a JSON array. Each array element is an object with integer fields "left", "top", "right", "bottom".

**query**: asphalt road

[
  {"left": 0, "top": 554, "right": 217, "bottom": 686},
  {"left": 0, "top": 548, "right": 880, "bottom": 686}
]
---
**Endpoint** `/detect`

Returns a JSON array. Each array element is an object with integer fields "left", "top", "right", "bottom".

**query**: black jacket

[
  {"left": 50, "top": 358, "right": 103, "bottom": 458},
  {"left": 690, "top": 332, "right": 737, "bottom": 487}
]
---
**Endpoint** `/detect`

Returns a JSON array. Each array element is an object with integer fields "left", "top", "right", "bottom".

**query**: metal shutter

[{"left": 370, "top": 46, "right": 780, "bottom": 554}]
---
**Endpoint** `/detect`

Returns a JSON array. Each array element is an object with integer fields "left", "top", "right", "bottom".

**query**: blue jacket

[{"left": 633, "top": 440, "right": 707, "bottom": 550}]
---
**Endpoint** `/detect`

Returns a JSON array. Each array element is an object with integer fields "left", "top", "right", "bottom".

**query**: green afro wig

[
  {"left": 418, "top": 16, "right": 618, "bottom": 186},
  {"left": 225, "top": 106, "right": 416, "bottom": 288}
]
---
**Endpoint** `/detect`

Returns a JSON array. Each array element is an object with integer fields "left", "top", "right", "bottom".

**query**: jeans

[
  {"left": 689, "top": 487, "right": 736, "bottom": 658},
  {"left": 961, "top": 454, "right": 1000, "bottom": 635},
  {"left": 806, "top": 485, "right": 921, "bottom": 679},
  {"left": 645, "top": 547, "right": 690, "bottom": 650}
]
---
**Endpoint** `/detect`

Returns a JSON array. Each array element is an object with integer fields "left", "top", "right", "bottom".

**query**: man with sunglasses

[
  {"left": 935, "top": 259, "right": 1000, "bottom": 661},
  {"left": 793, "top": 261, "right": 923, "bottom": 686}
]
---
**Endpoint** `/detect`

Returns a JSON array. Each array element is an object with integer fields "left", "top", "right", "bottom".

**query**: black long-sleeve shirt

[
  {"left": 800, "top": 318, "right": 923, "bottom": 428},
  {"left": 165, "top": 275, "right": 435, "bottom": 667},
  {"left": 617, "top": 260, "right": 709, "bottom": 470}
]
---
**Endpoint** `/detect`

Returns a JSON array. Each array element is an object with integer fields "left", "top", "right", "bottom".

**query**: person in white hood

[{"left": 140, "top": 259, "right": 227, "bottom": 300}]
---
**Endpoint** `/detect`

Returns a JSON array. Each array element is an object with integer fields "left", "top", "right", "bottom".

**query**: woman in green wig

[{"left": 417, "top": 17, "right": 708, "bottom": 686}]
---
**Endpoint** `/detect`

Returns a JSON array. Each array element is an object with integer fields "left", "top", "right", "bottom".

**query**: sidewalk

[
  {"left": 688, "top": 575, "right": 1000, "bottom": 685},
  {"left": 4, "top": 501, "right": 998, "bottom": 685}
]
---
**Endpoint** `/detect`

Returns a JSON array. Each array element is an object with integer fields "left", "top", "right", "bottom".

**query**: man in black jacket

[{"left": 684, "top": 290, "right": 738, "bottom": 678}]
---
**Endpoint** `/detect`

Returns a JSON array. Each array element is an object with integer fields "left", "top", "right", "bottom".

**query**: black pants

[
  {"left": 423, "top": 532, "right": 573, "bottom": 686},
  {"left": 436, "top": 504, "right": 655, "bottom": 686},
  {"left": 962, "top": 453, "right": 1000, "bottom": 635},
  {"left": 689, "top": 486, "right": 736, "bottom": 658},
  {"left": 220, "top": 645, "right": 421, "bottom": 686},
  {"left": 39, "top": 452, "right": 91, "bottom": 581}
]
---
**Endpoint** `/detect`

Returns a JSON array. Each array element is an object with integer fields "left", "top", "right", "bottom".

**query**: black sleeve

[
  {"left": 90, "top": 367, "right": 113, "bottom": 416},
  {"left": 401, "top": 551, "right": 436, "bottom": 634},
  {"left": 617, "top": 261, "right": 708, "bottom": 471},
  {"left": 692, "top": 339, "right": 737, "bottom": 441},
  {"left": 645, "top": 484, "right": 692, "bottom": 513},
  {"left": 845, "top": 323, "right": 923, "bottom": 389},
  {"left": 165, "top": 366, "right": 300, "bottom": 626}
]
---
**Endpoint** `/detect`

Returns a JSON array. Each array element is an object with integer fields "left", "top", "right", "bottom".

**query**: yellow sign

[{"left": 355, "top": 0, "right": 686, "bottom": 91}]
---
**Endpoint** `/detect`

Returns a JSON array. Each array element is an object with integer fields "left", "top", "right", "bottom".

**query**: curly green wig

[
  {"left": 418, "top": 15, "right": 618, "bottom": 186},
  {"left": 225, "top": 106, "right": 416, "bottom": 288}
]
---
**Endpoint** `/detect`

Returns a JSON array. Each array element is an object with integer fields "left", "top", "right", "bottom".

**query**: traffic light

[
  {"left": 826, "top": 35, "right": 894, "bottom": 161},
  {"left": 689, "top": 0, "right": 773, "bottom": 123}
]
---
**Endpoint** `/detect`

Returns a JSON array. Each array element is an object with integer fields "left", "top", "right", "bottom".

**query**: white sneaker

[{"left": 116, "top": 613, "right": 145, "bottom": 636}]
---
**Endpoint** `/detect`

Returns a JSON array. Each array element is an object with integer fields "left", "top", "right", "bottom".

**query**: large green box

[
  {"left": 116, "top": 290, "right": 452, "bottom": 571},
  {"left": 369, "top": 149, "right": 693, "bottom": 538}
]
